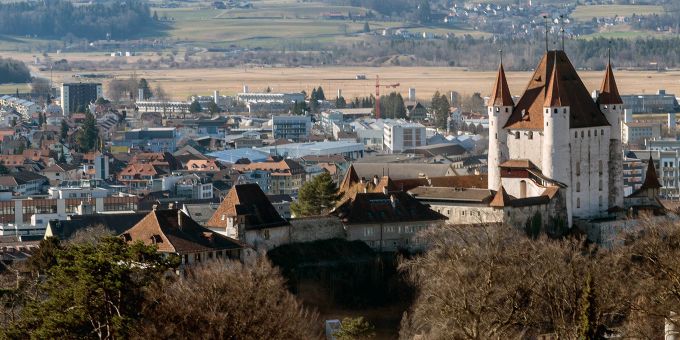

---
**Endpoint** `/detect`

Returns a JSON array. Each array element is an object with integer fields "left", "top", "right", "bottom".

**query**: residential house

[
  {"left": 206, "top": 183, "right": 291, "bottom": 249},
  {"left": 232, "top": 157, "right": 305, "bottom": 195},
  {"left": 0, "top": 172, "right": 49, "bottom": 196},
  {"left": 41, "top": 163, "right": 81, "bottom": 185},
  {"left": 121, "top": 209, "right": 245, "bottom": 266},
  {"left": 117, "top": 163, "right": 164, "bottom": 191}
]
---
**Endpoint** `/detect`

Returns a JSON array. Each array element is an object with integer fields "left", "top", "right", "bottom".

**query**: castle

[{"left": 487, "top": 49, "right": 625, "bottom": 227}]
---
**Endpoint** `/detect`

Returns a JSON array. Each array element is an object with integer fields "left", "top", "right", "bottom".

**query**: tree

[
  {"left": 316, "top": 86, "right": 326, "bottom": 101},
  {"left": 0, "top": 164, "right": 9, "bottom": 175},
  {"left": 291, "top": 100, "right": 308, "bottom": 115},
  {"left": 189, "top": 100, "right": 202, "bottom": 114},
  {"left": 578, "top": 273, "right": 606, "bottom": 340},
  {"left": 60, "top": 120, "right": 69, "bottom": 142},
  {"left": 417, "top": 0, "right": 431, "bottom": 24},
  {"left": 26, "top": 237, "right": 61, "bottom": 275},
  {"left": 4, "top": 237, "right": 176, "bottom": 339},
  {"left": 138, "top": 78, "right": 152, "bottom": 100},
  {"left": 336, "top": 96, "right": 347, "bottom": 109},
  {"left": 0, "top": 58, "right": 31, "bottom": 84},
  {"left": 431, "top": 91, "right": 450, "bottom": 129},
  {"left": 334, "top": 317, "right": 375, "bottom": 340},
  {"left": 206, "top": 100, "right": 220, "bottom": 117},
  {"left": 77, "top": 111, "right": 98, "bottom": 152},
  {"left": 461, "top": 92, "right": 485, "bottom": 114},
  {"left": 363, "top": 21, "right": 370, "bottom": 33},
  {"left": 291, "top": 172, "right": 339, "bottom": 217},
  {"left": 30, "top": 78, "right": 51, "bottom": 101},
  {"left": 135, "top": 258, "right": 319, "bottom": 339}
]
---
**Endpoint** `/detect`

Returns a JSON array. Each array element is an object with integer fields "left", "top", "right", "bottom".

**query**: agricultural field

[
  {"left": 571, "top": 4, "right": 665, "bottom": 22},
  {"left": 24, "top": 65, "right": 680, "bottom": 102}
]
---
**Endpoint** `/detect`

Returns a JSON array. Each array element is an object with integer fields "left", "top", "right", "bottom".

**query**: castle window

[
  {"left": 547, "top": 122, "right": 549, "bottom": 127},
  {"left": 599, "top": 196, "right": 603, "bottom": 207},
  {"left": 546, "top": 109, "right": 549, "bottom": 114},
  {"left": 599, "top": 179, "right": 602, "bottom": 191},
  {"left": 613, "top": 106, "right": 616, "bottom": 109},
  {"left": 528, "top": 131, "right": 533, "bottom": 140},
  {"left": 577, "top": 198, "right": 580, "bottom": 209},
  {"left": 563, "top": 108, "right": 567, "bottom": 114},
  {"left": 576, "top": 182, "right": 581, "bottom": 192},
  {"left": 496, "top": 107, "right": 500, "bottom": 112},
  {"left": 598, "top": 160, "right": 603, "bottom": 175},
  {"left": 515, "top": 131, "right": 520, "bottom": 139},
  {"left": 574, "top": 132, "right": 577, "bottom": 138},
  {"left": 581, "top": 131, "right": 584, "bottom": 138},
  {"left": 588, "top": 130, "right": 591, "bottom": 137},
  {"left": 495, "top": 133, "right": 498, "bottom": 140},
  {"left": 576, "top": 162, "right": 581, "bottom": 176},
  {"left": 594, "top": 130, "right": 598, "bottom": 136},
  {"left": 554, "top": 108, "right": 558, "bottom": 114},
  {"left": 601, "top": 129, "right": 604, "bottom": 135},
  {"left": 505, "top": 108, "right": 509, "bottom": 113}
]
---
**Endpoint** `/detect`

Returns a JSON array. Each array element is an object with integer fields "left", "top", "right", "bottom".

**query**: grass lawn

[{"left": 571, "top": 4, "right": 664, "bottom": 22}]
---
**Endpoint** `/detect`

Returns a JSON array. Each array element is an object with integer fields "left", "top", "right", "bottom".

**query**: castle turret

[
  {"left": 487, "top": 62, "right": 514, "bottom": 191},
  {"left": 541, "top": 53, "right": 571, "bottom": 185},
  {"left": 597, "top": 57, "right": 624, "bottom": 208}
]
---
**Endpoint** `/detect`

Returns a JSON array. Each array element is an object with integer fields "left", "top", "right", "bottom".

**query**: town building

[
  {"left": 272, "top": 115, "right": 311, "bottom": 142},
  {"left": 621, "top": 89, "right": 679, "bottom": 114},
  {"left": 118, "top": 127, "right": 177, "bottom": 152},
  {"left": 60, "top": 82, "right": 103, "bottom": 116},
  {"left": 383, "top": 119, "right": 426, "bottom": 153},
  {"left": 257, "top": 141, "right": 364, "bottom": 160},
  {"left": 622, "top": 121, "right": 662, "bottom": 145},
  {"left": 232, "top": 157, "right": 305, "bottom": 195}
]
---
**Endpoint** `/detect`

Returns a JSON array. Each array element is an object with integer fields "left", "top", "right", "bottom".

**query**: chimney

[
  {"left": 390, "top": 194, "right": 397, "bottom": 209},
  {"left": 177, "top": 210, "right": 186, "bottom": 229},
  {"left": 382, "top": 184, "right": 388, "bottom": 195},
  {"left": 152, "top": 204, "right": 158, "bottom": 211},
  {"left": 373, "top": 175, "right": 379, "bottom": 186}
]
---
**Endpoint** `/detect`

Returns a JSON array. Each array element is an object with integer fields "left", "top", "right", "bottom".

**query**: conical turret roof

[{"left": 489, "top": 64, "right": 514, "bottom": 107}]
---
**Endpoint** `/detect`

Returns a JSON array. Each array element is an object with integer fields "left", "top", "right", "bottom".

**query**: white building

[
  {"left": 622, "top": 121, "right": 662, "bottom": 145},
  {"left": 487, "top": 50, "right": 624, "bottom": 225},
  {"left": 0, "top": 95, "right": 37, "bottom": 119},
  {"left": 272, "top": 115, "right": 311, "bottom": 142},
  {"left": 383, "top": 119, "right": 426, "bottom": 153}
]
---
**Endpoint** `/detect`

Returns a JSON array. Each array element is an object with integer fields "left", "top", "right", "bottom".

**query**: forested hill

[{"left": 0, "top": 0, "right": 162, "bottom": 40}]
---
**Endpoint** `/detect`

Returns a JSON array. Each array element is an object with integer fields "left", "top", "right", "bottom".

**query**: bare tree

[{"left": 135, "top": 258, "right": 320, "bottom": 339}]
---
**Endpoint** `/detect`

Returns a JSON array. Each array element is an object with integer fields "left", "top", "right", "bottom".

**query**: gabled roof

[
  {"left": 333, "top": 191, "right": 445, "bottom": 224},
  {"left": 597, "top": 61, "right": 623, "bottom": 105},
  {"left": 206, "top": 183, "right": 290, "bottom": 230},
  {"left": 122, "top": 209, "right": 243, "bottom": 253},
  {"left": 490, "top": 186, "right": 511, "bottom": 208},
  {"left": 489, "top": 63, "right": 514, "bottom": 107},
  {"left": 47, "top": 213, "right": 147, "bottom": 241},
  {"left": 641, "top": 155, "right": 661, "bottom": 190},
  {"left": 504, "top": 50, "right": 610, "bottom": 130}
]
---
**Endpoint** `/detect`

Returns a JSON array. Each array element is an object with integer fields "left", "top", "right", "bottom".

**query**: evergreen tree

[
  {"left": 77, "top": 111, "right": 98, "bottom": 152},
  {"left": 5, "top": 237, "right": 176, "bottom": 339},
  {"left": 0, "top": 163, "right": 9, "bottom": 175},
  {"left": 417, "top": 0, "right": 431, "bottom": 24},
  {"left": 60, "top": 119, "right": 69, "bottom": 141},
  {"left": 578, "top": 273, "right": 606, "bottom": 340},
  {"left": 207, "top": 100, "right": 220, "bottom": 117},
  {"left": 152, "top": 10, "right": 159, "bottom": 21},
  {"left": 189, "top": 100, "right": 202, "bottom": 114},
  {"left": 363, "top": 21, "right": 370, "bottom": 33},
  {"left": 336, "top": 96, "right": 347, "bottom": 109},
  {"left": 431, "top": 91, "right": 451, "bottom": 129},
  {"left": 315, "top": 86, "right": 326, "bottom": 101},
  {"left": 138, "top": 78, "right": 152, "bottom": 100},
  {"left": 291, "top": 172, "right": 339, "bottom": 217}
]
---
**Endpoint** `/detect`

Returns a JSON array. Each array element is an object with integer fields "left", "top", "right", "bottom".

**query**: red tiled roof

[
  {"left": 641, "top": 155, "right": 661, "bottom": 190},
  {"left": 504, "top": 50, "right": 610, "bottom": 130},
  {"left": 597, "top": 62, "right": 623, "bottom": 105},
  {"left": 490, "top": 186, "right": 512, "bottom": 208},
  {"left": 489, "top": 63, "right": 514, "bottom": 107},
  {"left": 206, "top": 183, "right": 289, "bottom": 230}
]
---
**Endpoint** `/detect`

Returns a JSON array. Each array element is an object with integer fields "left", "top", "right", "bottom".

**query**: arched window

[
  {"left": 515, "top": 131, "right": 520, "bottom": 139},
  {"left": 576, "top": 162, "right": 581, "bottom": 176},
  {"left": 554, "top": 108, "right": 558, "bottom": 114},
  {"left": 576, "top": 182, "right": 581, "bottom": 192},
  {"left": 577, "top": 197, "right": 580, "bottom": 209},
  {"left": 528, "top": 131, "right": 534, "bottom": 140},
  {"left": 505, "top": 108, "right": 509, "bottom": 113},
  {"left": 520, "top": 180, "right": 527, "bottom": 199}
]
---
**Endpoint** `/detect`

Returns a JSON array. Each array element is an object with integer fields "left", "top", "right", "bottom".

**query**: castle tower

[
  {"left": 597, "top": 57, "right": 624, "bottom": 209},
  {"left": 487, "top": 61, "right": 514, "bottom": 191},
  {"left": 542, "top": 53, "right": 571, "bottom": 185}
]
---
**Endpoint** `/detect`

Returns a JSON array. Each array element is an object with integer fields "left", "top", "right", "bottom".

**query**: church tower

[
  {"left": 487, "top": 60, "right": 514, "bottom": 191},
  {"left": 597, "top": 54, "right": 624, "bottom": 209}
]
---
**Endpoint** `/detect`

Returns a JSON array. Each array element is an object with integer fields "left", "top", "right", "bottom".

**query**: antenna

[
  {"left": 608, "top": 40, "right": 612, "bottom": 65},
  {"left": 560, "top": 15, "right": 565, "bottom": 51},
  {"left": 499, "top": 49, "right": 503, "bottom": 65},
  {"left": 543, "top": 15, "right": 549, "bottom": 52}
]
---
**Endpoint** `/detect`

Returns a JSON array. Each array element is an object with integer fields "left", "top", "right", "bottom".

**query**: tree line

[
  {"left": 0, "top": 58, "right": 30, "bottom": 84},
  {"left": 0, "top": 0, "right": 161, "bottom": 40}
]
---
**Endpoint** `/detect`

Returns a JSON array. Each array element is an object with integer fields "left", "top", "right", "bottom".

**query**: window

[
  {"left": 554, "top": 108, "right": 558, "bottom": 114},
  {"left": 601, "top": 129, "right": 604, "bottom": 135},
  {"left": 575, "top": 132, "right": 578, "bottom": 138},
  {"left": 576, "top": 182, "right": 581, "bottom": 192},
  {"left": 576, "top": 162, "right": 581, "bottom": 176},
  {"left": 528, "top": 131, "right": 533, "bottom": 140},
  {"left": 588, "top": 130, "right": 591, "bottom": 137},
  {"left": 581, "top": 131, "right": 584, "bottom": 138},
  {"left": 599, "top": 179, "right": 602, "bottom": 191},
  {"left": 520, "top": 180, "right": 527, "bottom": 198},
  {"left": 594, "top": 130, "right": 597, "bottom": 136},
  {"left": 599, "top": 196, "right": 603, "bottom": 207},
  {"left": 515, "top": 131, "right": 520, "bottom": 139},
  {"left": 363, "top": 227, "right": 375, "bottom": 237},
  {"left": 598, "top": 160, "right": 603, "bottom": 175},
  {"left": 577, "top": 197, "right": 580, "bottom": 209},
  {"left": 505, "top": 108, "right": 509, "bottom": 113}
]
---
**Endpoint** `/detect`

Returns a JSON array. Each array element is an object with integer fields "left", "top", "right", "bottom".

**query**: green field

[{"left": 571, "top": 4, "right": 665, "bottom": 22}]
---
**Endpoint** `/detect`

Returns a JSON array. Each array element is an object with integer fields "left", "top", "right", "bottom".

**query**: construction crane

[{"left": 375, "top": 75, "right": 400, "bottom": 119}]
